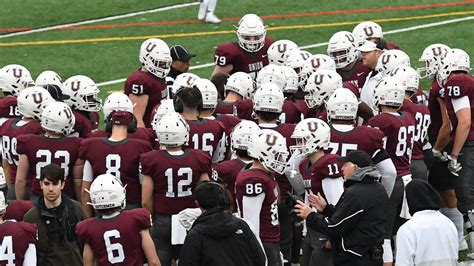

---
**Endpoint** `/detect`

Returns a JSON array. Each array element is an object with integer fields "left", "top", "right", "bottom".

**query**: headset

[{"left": 105, "top": 111, "right": 137, "bottom": 134}]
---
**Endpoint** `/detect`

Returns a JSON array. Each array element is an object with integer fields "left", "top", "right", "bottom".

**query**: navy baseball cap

[{"left": 170, "top": 45, "right": 195, "bottom": 62}]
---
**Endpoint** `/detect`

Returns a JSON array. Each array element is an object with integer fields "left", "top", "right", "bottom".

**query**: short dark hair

[
  {"left": 235, "top": 149, "right": 252, "bottom": 160},
  {"left": 211, "top": 73, "right": 229, "bottom": 100},
  {"left": 255, "top": 111, "right": 281, "bottom": 122},
  {"left": 194, "top": 181, "right": 227, "bottom": 210},
  {"left": 40, "top": 163, "right": 65, "bottom": 185},
  {"left": 177, "top": 87, "right": 202, "bottom": 110}
]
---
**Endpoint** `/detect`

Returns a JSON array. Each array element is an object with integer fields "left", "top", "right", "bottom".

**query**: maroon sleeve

[
  {"left": 132, "top": 208, "right": 153, "bottom": 230},
  {"left": 75, "top": 219, "right": 92, "bottom": 243},
  {"left": 198, "top": 151, "right": 213, "bottom": 177},
  {"left": 343, "top": 81, "right": 360, "bottom": 98},
  {"left": 19, "top": 222, "right": 37, "bottom": 244},
  {"left": 124, "top": 71, "right": 151, "bottom": 96},
  {"left": 214, "top": 43, "right": 235, "bottom": 67},
  {"left": 79, "top": 138, "right": 93, "bottom": 160},
  {"left": 15, "top": 134, "right": 30, "bottom": 155},
  {"left": 445, "top": 75, "right": 472, "bottom": 99},
  {"left": 139, "top": 151, "right": 155, "bottom": 177}
]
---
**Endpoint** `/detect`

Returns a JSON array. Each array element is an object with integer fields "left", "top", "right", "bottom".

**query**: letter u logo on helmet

[
  {"left": 32, "top": 92, "right": 43, "bottom": 104},
  {"left": 266, "top": 134, "right": 277, "bottom": 146},
  {"left": 311, "top": 59, "right": 321, "bottom": 69},
  {"left": 363, "top": 27, "right": 374, "bottom": 36},
  {"left": 314, "top": 74, "right": 324, "bottom": 85},
  {"left": 301, "top": 52, "right": 310, "bottom": 61},
  {"left": 307, "top": 121, "right": 318, "bottom": 132},
  {"left": 431, "top": 47, "right": 443, "bottom": 57},
  {"left": 277, "top": 44, "right": 287, "bottom": 53},
  {"left": 345, "top": 34, "right": 355, "bottom": 43},
  {"left": 12, "top": 68, "right": 22, "bottom": 78},
  {"left": 145, "top": 43, "right": 156, "bottom": 53},
  {"left": 381, "top": 54, "right": 391, "bottom": 65},
  {"left": 70, "top": 81, "right": 81, "bottom": 92}
]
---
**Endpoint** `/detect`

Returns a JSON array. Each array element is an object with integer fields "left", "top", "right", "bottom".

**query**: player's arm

[
  {"left": 433, "top": 97, "right": 452, "bottom": 151},
  {"left": 451, "top": 96, "right": 471, "bottom": 157},
  {"left": 241, "top": 184, "right": 265, "bottom": 236},
  {"left": 372, "top": 149, "right": 396, "bottom": 197},
  {"left": 82, "top": 242, "right": 97, "bottom": 266},
  {"left": 81, "top": 160, "right": 93, "bottom": 218},
  {"left": 357, "top": 101, "right": 374, "bottom": 123},
  {"left": 199, "top": 172, "right": 210, "bottom": 182},
  {"left": 129, "top": 94, "right": 149, "bottom": 128},
  {"left": 72, "top": 159, "right": 84, "bottom": 202},
  {"left": 15, "top": 154, "right": 29, "bottom": 200},
  {"left": 2, "top": 159, "right": 12, "bottom": 191},
  {"left": 142, "top": 175, "right": 154, "bottom": 213},
  {"left": 141, "top": 229, "right": 161, "bottom": 266},
  {"left": 211, "top": 65, "right": 233, "bottom": 79},
  {"left": 22, "top": 243, "right": 36, "bottom": 266}
]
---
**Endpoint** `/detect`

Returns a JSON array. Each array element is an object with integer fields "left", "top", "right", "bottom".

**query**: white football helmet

[
  {"left": 281, "top": 66, "right": 299, "bottom": 94},
  {"left": 172, "top": 72, "right": 199, "bottom": 96},
  {"left": 0, "top": 64, "right": 34, "bottom": 96},
  {"left": 389, "top": 66, "right": 420, "bottom": 94},
  {"left": 304, "top": 70, "right": 343, "bottom": 108},
  {"left": 252, "top": 83, "right": 284, "bottom": 113},
  {"left": 291, "top": 118, "right": 331, "bottom": 156},
  {"left": 326, "top": 88, "right": 359, "bottom": 122},
  {"left": 327, "top": 31, "right": 358, "bottom": 68},
  {"left": 88, "top": 174, "right": 126, "bottom": 210},
  {"left": 374, "top": 76, "right": 405, "bottom": 109},
  {"left": 17, "top": 86, "right": 55, "bottom": 120},
  {"left": 437, "top": 48, "right": 471, "bottom": 86},
  {"left": 151, "top": 99, "right": 176, "bottom": 129},
  {"left": 267, "top": 40, "right": 300, "bottom": 65},
  {"left": 418, "top": 44, "right": 450, "bottom": 80},
  {"left": 225, "top": 72, "right": 254, "bottom": 99},
  {"left": 41, "top": 101, "right": 76, "bottom": 135},
  {"left": 352, "top": 21, "right": 384, "bottom": 46},
  {"left": 195, "top": 78, "right": 218, "bottom": 109},
  {"left": 103, "top": 92, "right": 134, "bottom": 119},
  {"left": 35, "top": 70, "right": 62, "bottom": 88},
  {"left": 375, "top": 49, "right": 411, "bottom": 76},
  {"left": 286, "top": 50, "right": 313, "bottom": 83},
  {"left": 139, "top": 38, "right": 172, "bottom": 79},
  {"left": 154, "top": 112, "right": 189, "bottom": 147},
  {"left": 62, "top": 75, "right": 102, "bottom": 112},
  {"left": 231, "top": 120, "right": 260, "bottom": 151},
  {"left": 256, "top": 64, "right": 286, "bottom": 90},
  {"left": 300, "top": 54, "right": 337, "bottom": 88},
  {"left": 247, "top": 129, "right": 288, "bottom": 174},
  {"left": 236, "top": 14, "right": 267, "bottom": 53}
]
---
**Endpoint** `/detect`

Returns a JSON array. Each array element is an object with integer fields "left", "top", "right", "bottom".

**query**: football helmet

[
  {"left": 231, "top": 120, "right": 260, "bottom": 151},
  {"left": 267, "top": 40, "right": 300, "bottom": 65},
  {"left": 195, "top": 78, "right": 218, "bottom": 109},
  {"left": 252, "top": 82, "right": 284, "bottom": 113},
  {"left": 286, "top": 50, "right": 313, "bottom": 83},
  {"left": 437, "top": 48, "right": 471, "bottom": 86},
  {"left": 236, "top": 14, "right": 267, "bottom": 53},
  {"left": 418, "top": 43, "right": 450, "bottom": 80},
  {"left": 256, "top": 64, "right": 286, "bottom": 90},
  {"left": 35, "top": 70, "right": 62, "bottom": 88},
  {"left": 0, "top": 191, "right": 6, "bottom": 214},
  {"left": 291, "top": 118, "right": 331, "bottom": 156},
  {"left": 0, "top": 64, "right": 34, "bottom": 96},
  {"left": 172, "top": 72, "right": 199, "bottom": 96},
  {"left": 88, "top": 174, "right": 126, "bottom": 210},
  {"left": 41, "top": 101, "right": 76, "bottom": 135},
  {"left": 375, "top": 49, "right": 411, "bottom": 76},
  {"left": 327, "top": 31, "right": 358, "bottom": 68},
  {"left": 139, "top": 38, "right": 172, "bottom": 79},
  {"left": 103, "top": 92, "right": 134, "bottom": 118},
  {"left": 389, "top": 66, "right": 420, "bottom": 94},
  {"left": 154, "top": 112, "right": 190, "bottom": 147},
  {"left": 151, "top": 99, "right": 176, "bottom": 129},
  {"left": 62, "top": 75, "right": 102, "bottom": 112},
  {"left": 326, "top": 88, "right": 359, "bottom": 122},
  {"left": 17, "top": 86, "right": 55, "bottom": 120},
  {"left": 352, "top": 21, "right": 384, "bottom": 46},
  {"left": 281, "top": 66, "right": 299, "bottom": 94},
  {"left": 374, "top": 76, "right": 405, "bottom": 109},
  {"left": 225, "top": 72, "right": 254, "bottom": 99},
  {"left": 300, "top": 54, "right": 337, "bottom": 88},
  {"left": 247, "top": 129, "right": 288, "bottom": 174},
  {"left": 304, "top": 70, "right": 343, "bottom": 108}
]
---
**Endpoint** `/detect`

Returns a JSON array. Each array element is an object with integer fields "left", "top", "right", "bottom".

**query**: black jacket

[
  {"left": 306, "top": 166, "right": 389, "bottom": 263},
  {"left": 179, "top": 208, "right": 266, "bottom": 266}
]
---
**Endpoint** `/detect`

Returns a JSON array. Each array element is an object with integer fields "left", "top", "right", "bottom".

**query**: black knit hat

[{"left": 406, "top": 179, "right": 441, "bottom": 216}]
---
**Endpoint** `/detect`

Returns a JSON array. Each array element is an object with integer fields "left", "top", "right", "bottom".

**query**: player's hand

[
  {"left": 308, "top": 193, "right": 327, "bottom": 213},
  {"left": 432, "top": 148, "right": 448, "bottom": 162},
  {"left": 448, "top": 155, "right": 462, "bottom": 176},
  {"left": 294, "top": 200, "right": 313, "bottom": 220}
]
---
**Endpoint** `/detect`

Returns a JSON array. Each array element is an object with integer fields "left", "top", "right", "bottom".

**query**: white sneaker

[
  {"left": 198, "top": 5, "right": 207, "bottom": 20},
  {"left": 205, "top": 13, "right": 221, "bottom": 23},
  {"left": 460, "top": 238, "right": 469, "bottom": 251}
]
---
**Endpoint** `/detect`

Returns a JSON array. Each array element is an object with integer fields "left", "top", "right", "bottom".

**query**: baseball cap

[
  {"left": 43, "top": 84, "right": 70, "bottom": 101},
  {"left": 170, "top": 45, "right": 195, "bottom": 62},
  {"left": 337, "top": 150, "right": 373, "bottom": 167},
  {"left": 357, "top": 40, "right": 384, "bottom": 52}
]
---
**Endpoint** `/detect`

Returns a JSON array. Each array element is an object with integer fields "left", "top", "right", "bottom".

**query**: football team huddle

[{"left": 0, "top": 11, "right": 472, "bottom": 266}]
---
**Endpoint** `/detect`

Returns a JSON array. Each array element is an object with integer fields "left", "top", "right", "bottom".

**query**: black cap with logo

[{"left": 170, "top": 45, "right": 195, "bottom": 62}]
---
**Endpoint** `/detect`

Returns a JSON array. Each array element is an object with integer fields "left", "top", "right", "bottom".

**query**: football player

[
  {"left": 280, "top": 65, "right": 303, "bottom": 124},
  {"left": 141, "top": 112, "right": 211, "bottom": 266},
  {"left": 304, "top": 69, "right": 343, "bottom": 121},
  {"left": 3, "top": 197, "right": 34, "bottom": 222},
  {"left": 1, "top": 87, "right": 54, "bottom": 200},
  {"left": 80, "top": 110, "right": 152, "bottom": 217},
  {"left": 212, "top": 13, "right": 274, "bottom": 80},
  {"left": 352, "top": 21, "right": 400, "bottom": 50},
  {"left": 197, "top": 0, "right": 220, "bottom": 23},
  {"left": 0, "top": 192, "right": 37, "bottom": 265},
  {"left": 35, "top": 70, "right": 67, "bottom": 101},
  {"left": 62, "top": 75, "right": 102, "bottom": 137},
  {"left": 15, "top": 102, "right": 83, "bottom": 201},
  {"left": 235, "top": 129, "right": 287, "bottom": 266},
  {"left": 267, "top": 39, "right": 299, "bottom": 66},
  {"left": 214, "top": 71, "right": 254, "bottom": 117},
  {"left": 286, "top": 50, "right": 313, "bottom": 88},
  {"left": 367, "top": 76, "right": 416, "bottom": 265},
  {"left": 124, "top": 38, "right": 171, "bottom": 128},
  {"left": 291, "top": 118, "right": 344, "bottom": 266},
  {"left": 76, "top": 174, "right": 160, "bottom": 266},
  {"left": 0, "top": 64, "right": 33, "bottom": 125}
]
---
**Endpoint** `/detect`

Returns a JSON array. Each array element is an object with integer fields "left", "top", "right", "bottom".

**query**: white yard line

[{"left": 0, "top": 2, "right": 199, "bottom": 39}]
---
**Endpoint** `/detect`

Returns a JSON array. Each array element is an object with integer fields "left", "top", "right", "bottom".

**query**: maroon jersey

[
  {"left": 0, "top": 118, "right": 43, "bottom": 184},
  {"left": 87, "top": 128, "right": 156, "bottom": 147},
  {"left": 76, "top": 208, "right": 152, "bottom": 266},
  {"left": 80, "top": 138, "right": 152, "bottom": 204},
  {"left": 444, "top": 74, "right": 474, "bottom": 142},
  {"left": 214, "top": 38, "right": 274, "bottom": 79},
  {"left": 343, "top": 81, "right": 361, "bottom": 98},
  {"left": 368, "top": 112, "right": 416, "bottom": 178},
  {"left": 213, "top": 158, "right": 247, "bottom": 204},
  {"left": 90, "top": 112, "right": 100, "bottom": 130},
  {"left": 428, "top": 81, "right": 444, "bottom": 142},
  {"left": 309, "top": 154, "right": 343, "bottom": 200},
  {"left": 235, "top": 168, "right": 280, "bottom": 242},
  {"left": 411, "top": 88, "right": 428, "bottom": 107},
  {"left": 236, "top": 99, "right": 254, "bottom": 121},
  {"left": 3, "top": 200, "right": 34, "bottom": 222},
  {"left": 215, "top": 100, "right": 238, "bottom": 116},
  {"left": 214, "top": 114, "right": 241, "bottom": 162},
  {"left": 124, "top": 70, "right": 167, "bottom": 128},
  {"left": 387, "top": 41, "right": 400, "bottom": 50},
  {"left": 299, "top": 158, "right": 313, "bottom": 194},
  {"left": 337, "top": 60, "right": 371, "bottom": 89},
  {"left": 72, "top": 110, "right": 93, "bottom": 138},
  {"left": 0, "top": 96, "right": 19, "bottom": 122},
  {"left": 281, "top": 100, "right": 302, "bottom": 124},
  {"left": 0, "top": 221, "right": 36, "bottom": 266},
  {"left": 400, "top": 99, "right": 431, "bottom": 160},
  {"left": 16, "top": 134, "right": 83, "bottom": 197},
  {"left": 186, "top": 119, "right": 225, "bottom": 158},
  {"left": 140, "top": 149, "right": 212, "bottom": 215},
  {"left": 327, "top": 125, "right": 385, "bottom": 156}
]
